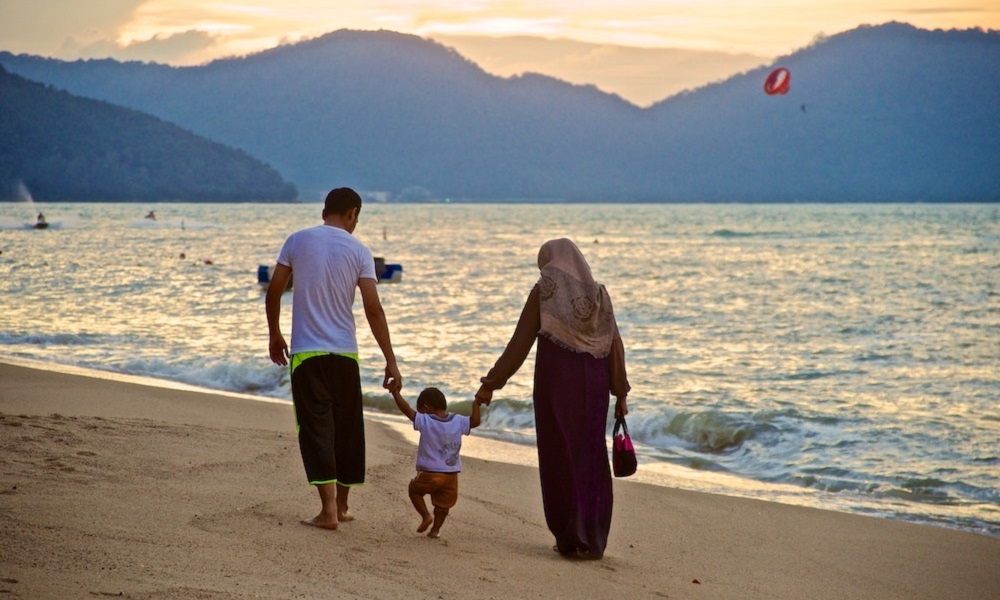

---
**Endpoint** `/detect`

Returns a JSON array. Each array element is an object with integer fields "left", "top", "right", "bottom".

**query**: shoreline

[
  {"left": 2, "top": 360, "right": 999, "bottom": 599},
  {"left": 3, "top": 355, "right": 997, "bottom": 539}
]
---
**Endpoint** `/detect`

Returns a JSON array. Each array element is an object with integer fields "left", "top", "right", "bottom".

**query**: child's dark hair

[{"left": 416, "top": 387, "right": 447, "bottom": 411}]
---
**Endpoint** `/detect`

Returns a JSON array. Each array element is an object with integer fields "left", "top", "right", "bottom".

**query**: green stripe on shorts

[{"left": 290, "top": 351, "right": 359, "bottom": 374}]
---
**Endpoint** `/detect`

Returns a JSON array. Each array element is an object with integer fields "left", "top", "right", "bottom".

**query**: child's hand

[{"left": 474, "top": 385, "right": 493, "bottom": 406}]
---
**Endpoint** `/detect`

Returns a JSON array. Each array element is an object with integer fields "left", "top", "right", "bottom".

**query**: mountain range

[{"left": 1, "top": 22, "right": 997, "bottom": 202}]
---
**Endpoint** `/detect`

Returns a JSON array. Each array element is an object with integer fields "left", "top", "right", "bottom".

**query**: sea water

[{"left": 1, "top": 202, "right": 997, "bottom": 536}]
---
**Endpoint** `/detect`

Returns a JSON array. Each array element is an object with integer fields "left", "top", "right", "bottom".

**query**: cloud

[
  {"left": 892, "top": 7, "right": 984, "bottom": 15},
  {"left": 0, "top": 0, "right": 146, "bottom": 55},
  {"left": 60, "top": 29, "right": 218, "bottom": 65},
  {"left": 432, "top": 34, "right": 768, "bottom": 106}
]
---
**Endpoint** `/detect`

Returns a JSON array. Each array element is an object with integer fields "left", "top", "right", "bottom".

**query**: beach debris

[
  {"left": 764, "top": 67, "right": 791, "bottom": 95},
  {"left": 692, "top": 579, "right": 701, "bottom": 584}
]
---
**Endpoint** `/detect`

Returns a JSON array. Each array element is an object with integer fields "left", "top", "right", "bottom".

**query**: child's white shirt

[{"left": 413, "top": 412, "right": 471, "bottom": 472}]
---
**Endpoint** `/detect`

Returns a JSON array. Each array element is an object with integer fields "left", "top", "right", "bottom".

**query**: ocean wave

[
  {"left": 0, "top": 221, "right": 63, "bottom": 231},
  {"left": 787, "top": 468, "right": 1000, "bottom": 513},
  {"left": 708, "top": 229, "right": 780, "bottom": 238},
  {"left": 769, "top": 368, "right": 868, "bottom": 381},
  {"left": 112, "top": 356, "right": 289, "bottom": 398},
  {"left": 0, "top": 216, "right": 85, "bottom": 230},
  {"left": 625, "top": 408, "right": 791, "bottom": 458},
  {"left": 470, "top": 398, "right": 537, "bottom": 435},
  {"left": 791, "top": 474, "right": 879, "bottom": 495},
  {"left": 0, "top": 332, "right": 109, "bottom": 346},
  {"left": 666, "top": 411, "right": 757, "bottom": 453},
  {"left": 362, "top": 390, "right": 491, "bottom": 416}
]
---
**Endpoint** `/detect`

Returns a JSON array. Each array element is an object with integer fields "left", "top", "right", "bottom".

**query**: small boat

[
  {"left": 258, "top": 265, "right": 290, "bottom": 291},
  {"left": 258, "top": 257, "right": 402, "bottom": 291},
  {"left": 33, "top": 222, "right": 49, "bottom": 230},
  {"left": 374, "top": 257, "right": 404, "bottom": 283}
]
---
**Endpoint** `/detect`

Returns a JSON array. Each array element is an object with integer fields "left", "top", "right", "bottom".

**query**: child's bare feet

[
  {"left": 427, "top": 528, "right": 441, "bottom": 539},
  {"left": 337, "top": 510, "right": 355, "bottom": 523},
  {"left": 300, "top": 516, "right": 338, "bottom": 530},
  {"left": 416, "top": 514, "right": 434, "bottom": 533}
]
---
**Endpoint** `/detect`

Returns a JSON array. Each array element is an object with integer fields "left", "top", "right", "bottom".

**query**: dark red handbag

[{"left": 612, "top": 416, "right": 637, "bottom": 477}]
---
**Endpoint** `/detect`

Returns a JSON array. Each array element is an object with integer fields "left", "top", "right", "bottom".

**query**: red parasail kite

[{"left": 763, "top": 67, "right": 791, "bottom": 95}]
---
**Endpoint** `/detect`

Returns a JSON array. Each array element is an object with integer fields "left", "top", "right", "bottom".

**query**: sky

[{"left": 2, "top": 1, "right": 998, "bottom": 105}]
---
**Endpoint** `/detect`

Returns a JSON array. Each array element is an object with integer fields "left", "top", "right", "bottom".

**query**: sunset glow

[{"left": 1, "top": 1, "right": 997, "bottom": 103}]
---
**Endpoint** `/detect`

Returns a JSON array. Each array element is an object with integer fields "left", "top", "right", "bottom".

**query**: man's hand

[
  {"left": 269, "top": 334, "right": 289, "bottom": 366},
  {"left": 383, "top": 364, "right": 402, "bottom": 393}
]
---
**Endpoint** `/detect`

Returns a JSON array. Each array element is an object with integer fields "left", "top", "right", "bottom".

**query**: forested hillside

[{"left": 0, "top": 66, "right": 297, "bottom": 201}]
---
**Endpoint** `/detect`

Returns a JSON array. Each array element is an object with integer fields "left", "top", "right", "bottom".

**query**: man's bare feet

[
  {"left": 416, "top": 514, "right": 434, "bottom": 533},
  {"left": 337, "top": 511, "right": 355, "bottom": 523},
  {"left": 301, "top": 516, "right": 338, "bottom": 530},
  {"left": 427, "top": 528, "right": 441, "bottom": 539}
]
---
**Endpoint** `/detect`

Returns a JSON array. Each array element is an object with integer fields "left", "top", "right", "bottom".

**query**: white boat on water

[{"left": 257, "top": 257, "right": 402, "bottom": 291}]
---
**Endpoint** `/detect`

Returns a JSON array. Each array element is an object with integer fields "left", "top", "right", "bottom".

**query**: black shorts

[{"left": 290, "top": 354, "right": 365, "bottom": 486}]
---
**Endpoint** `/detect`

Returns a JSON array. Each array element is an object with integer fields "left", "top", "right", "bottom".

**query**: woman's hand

[
  {"left": 475, "top": 385, "right": 493, "bottom": 406},
  {"left": 614, "top": 396, "right": 628, "bottom": 419}
]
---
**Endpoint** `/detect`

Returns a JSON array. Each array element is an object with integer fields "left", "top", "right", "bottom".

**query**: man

[{"left": 266, "top": 187, "right": 402, "bottom": 530}]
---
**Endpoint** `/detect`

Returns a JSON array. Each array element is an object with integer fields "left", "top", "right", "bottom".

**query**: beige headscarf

[{"left": 536, "top": 238, "right": 617, "bottom": 358}]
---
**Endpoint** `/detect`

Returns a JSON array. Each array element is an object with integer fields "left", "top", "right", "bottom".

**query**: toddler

[{"left": 391, "top": 387, "right": 482, "bottom": 538}]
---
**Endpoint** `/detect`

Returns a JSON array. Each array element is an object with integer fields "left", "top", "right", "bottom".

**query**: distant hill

[
  {"left": 0, "top": 65, "right": 297, "bottom": 202},
  {"left": 638, "top": 23, "right": 1000, "bottom": 201},
  {"left": 1, "top": 23, "right": 997, "bottom": 202}
]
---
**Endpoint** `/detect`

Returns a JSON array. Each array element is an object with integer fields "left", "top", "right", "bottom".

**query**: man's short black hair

[
  {"left": 416, "top": 387, "right": 447, "bottom": 411},
  {"left": 323, "top": 187, "right": 363, "bottom": 216}
]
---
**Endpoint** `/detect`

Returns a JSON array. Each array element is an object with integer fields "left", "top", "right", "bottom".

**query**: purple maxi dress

[
  {"left": 533, "top": 335, "right": 613, "bottom": 557},
  {"left": 481, "top": 285, "right": 628, "bottom": 559}
]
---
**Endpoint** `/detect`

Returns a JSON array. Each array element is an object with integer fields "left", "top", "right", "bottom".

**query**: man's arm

[
  {"left": 265, "top": 263, "right": 293, "bottom": 366},
  {"left": 358, "top": 278, "right": 401, "bottom": 391}
]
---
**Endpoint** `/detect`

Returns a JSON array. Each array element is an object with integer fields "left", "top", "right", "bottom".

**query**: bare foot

[
  {"left": 301, "top": 516, "right": 338, "bottom": 530},
  {"left": 337, "top": 511, "right": 355, "bottom": 523},
  {"left": 427, "top": 528, "right": 441, "bottom": 539},
  {"left": 416, "top": 514, "right": 434, "bottom": 533}
]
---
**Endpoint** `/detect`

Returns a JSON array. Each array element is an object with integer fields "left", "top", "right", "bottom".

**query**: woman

[{"left": 475, "top": 238, "right": 630, "bottom": 559}]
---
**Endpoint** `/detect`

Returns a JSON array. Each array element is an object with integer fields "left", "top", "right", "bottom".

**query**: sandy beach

[{"left": 1, "top": 361, "right": 997, "bottom": 600}]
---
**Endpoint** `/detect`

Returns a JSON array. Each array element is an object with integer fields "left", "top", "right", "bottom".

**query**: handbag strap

[{"left": 613, "top": 415, "right": 629, "bottom": 438}]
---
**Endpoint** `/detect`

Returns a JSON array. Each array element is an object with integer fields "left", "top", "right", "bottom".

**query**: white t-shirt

[
  {"left": 276, "top": 225, "right": 377, "bottom": 355},
  {"left": 413, "top": 412, "right": 472, "bottom": 473}
]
